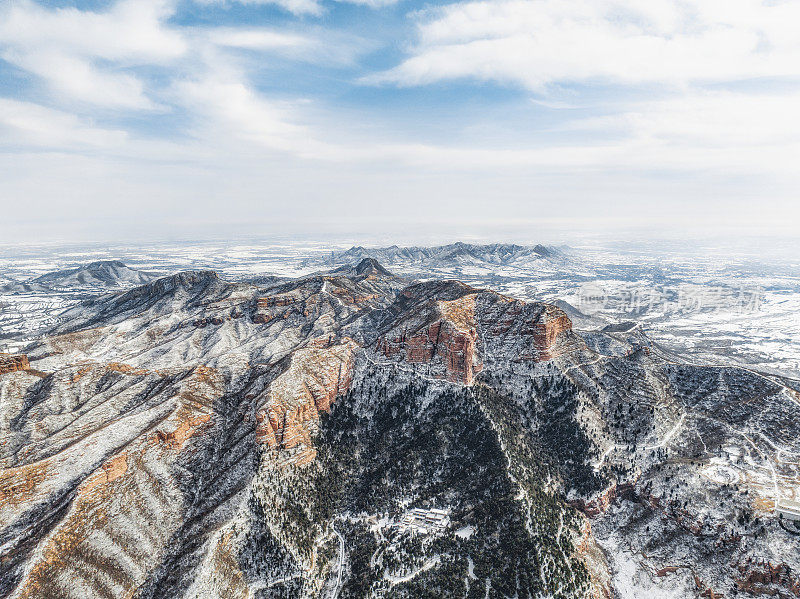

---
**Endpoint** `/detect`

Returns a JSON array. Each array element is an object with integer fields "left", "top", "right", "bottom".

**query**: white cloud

[
  {"left": 0, "top": 98, "right": 128, "bottom": 147},
  {"left": 0, "top": 0, "right": 798, "bottom": 244},
  {"left": 356, "top": 0, "right": 800, "bottom": 181},
  {"left": 172, "top": 56, "right": 342, "bottom": 159},
  {"left": 205, "top": 27, "right": 369, "bottom": 66},
  {"left": 208, "top": 29, "right": 314, "bottom": 51},
  {"left": 572, "top": 91, "right": 800, "bottom": 149},
  {"left": 178, "top": 76, "right": 306, "bottom": 149},
  {"left": 370, "top": 0, "right": 800, "bottom": 89},
  {"left": 0, "top": 0, "right": 185, "bottom": 62},
  {"left": 0, "top": 0, "right": 364, "bottom": 154},
  {"left": 3, "top": 50, "right": 158, "bottom": 110},
  {"left": 336, "top": 0, "right": 400, "bottom": 7},
  {"left": 0, "top": 0, "right": 185, "bottom": 108}
]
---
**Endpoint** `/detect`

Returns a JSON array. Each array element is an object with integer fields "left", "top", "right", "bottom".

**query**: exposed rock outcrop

[
  {"left": 575, "top": 521, "right": 613, "bottom": 599},
  {"left": 0, "top": 353, "right": 29, "bottom": 374},
  {"left": 377, "top": 314, "right": 481, "bottom": 384},
  {"left": 569, "top": 483, "right": 637, "bottom": 518},
  {"left": 375, "top": 287, "right": 579, "bottom": 383},
  {"left": 255, "top": 339, "right": 357, "bottom": 464},
  {"left": 736, "top": 560, "right": 800, "bottom": 597}
]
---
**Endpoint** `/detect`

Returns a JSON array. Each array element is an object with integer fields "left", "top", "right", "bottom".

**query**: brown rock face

[
  {"left": 694, "top": 576, "right": 723, "bottom": 599},
  {"left": 376, "top": 294, "right": 482, "bottom": 384},
  {"left": 532, "top": 313, "right": 572, "bottom": 360},
  {"left": 251, "top": 273, "right": 402, "bottom": 326},
  {"left": 0, "top": 353, "right": 29, "bottom": 374},
  {"left": 376, "top": 290, "right": 579, "bottom": 384},
  {"left": 378, "top": 318, "right": 481, "bottom": 384},
  {"left": 568, "top": 483, "right": 637, "bottom": 518},
  {"left": 5, "top": 363, "right": 221, "bottom": 599},
  {"left": 253, "top": 294, "right": 302, "bottom": 324},
  {"left": 255, "top": 339, "right": 357, "bottom": 464},
  {"left": 480, "top": 299, "right": 577, "bottom": 361},
  {"left": 575, "top": 520, "right": 613, "bottom": 599},
  {"left": 0, "top": 460, "right": 50, "bottom": 508},
  {"left": 736, "top": 560, "right": 800, "bottom": 596},
  {"left": 656, "top": 567, "right": 679, "bottom": 577}
]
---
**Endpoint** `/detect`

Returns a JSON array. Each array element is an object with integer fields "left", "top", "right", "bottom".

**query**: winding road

[{"left": 331, "top": 524, "right": 345, "bottom": 599}]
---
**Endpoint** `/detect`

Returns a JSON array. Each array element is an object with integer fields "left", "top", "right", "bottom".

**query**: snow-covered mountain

[
  {"left": 1, "top": 259, "right": 799, "bottom": 598},
  {"left": 31, "top": 260, "right": 159, "bottom": 289}
]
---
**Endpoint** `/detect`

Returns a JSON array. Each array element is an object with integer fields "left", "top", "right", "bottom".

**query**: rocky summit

[{"left": 1, "top": 259, "right": 799, "bottom": 599}]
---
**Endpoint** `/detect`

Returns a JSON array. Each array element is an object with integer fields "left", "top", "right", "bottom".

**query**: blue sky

[{"left": 1, "top": 0, "right": 799, "bottom": 243}]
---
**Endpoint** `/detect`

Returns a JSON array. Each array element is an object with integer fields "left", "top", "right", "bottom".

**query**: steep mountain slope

[{"left": 1, "top": 259, "right": 798, "bottom": 599}]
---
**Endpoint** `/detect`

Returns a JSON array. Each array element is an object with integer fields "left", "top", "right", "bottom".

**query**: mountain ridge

[{"left": 325, "top": 242, "right": 565, "bottom": 269}]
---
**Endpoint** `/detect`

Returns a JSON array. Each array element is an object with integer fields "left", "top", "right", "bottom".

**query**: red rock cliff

[
  {"left": 377, "top": 295, "right": 482, "bottom": 384},
  {"left": 0, "top": 353, "right": 30, "bottom": 374},
  {"left": 735, "top": 560, "right": 800, "bottom": 596},
  {"left": 532, "top": 313, "right": 572, "bottom": 360},
  {"left": 255, "top": 339, "right": 357, "bottom": 464},
  {"left": 376, "top": 293, "right": 579, "bottom": 383}
]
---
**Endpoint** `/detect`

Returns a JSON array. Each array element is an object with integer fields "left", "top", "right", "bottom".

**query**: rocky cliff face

[
  {"left": 376, "top": 302, "right": 482, "bottom": 384},
  {"left": 372, "top": 283, "right": 581, "bottom": 384},
  {"left": 0, "top": 353, "right": 29, "bottom": 374},
  {"left": 255, "top": 338, "right": 357, "bottom": 465},
  {"left": 1, "top": 260, "right": 798, "bottom": 599}
]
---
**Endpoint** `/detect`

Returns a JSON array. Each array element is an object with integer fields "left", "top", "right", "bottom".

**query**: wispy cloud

[
  {"left": 368, "top": 0, "right": 800, "bottom": 89},
  {"left": 0, "top": 98, "right": 128, "bottom": 147},
  {"left": 0, "top": 0, "right": 363, "bottom": 154},
  {"left": 204, "top": 26, "right": 370, "bottom": 65},
  {"left": 568, "top": 91, "right": 800, "bottom": 149},
  {"left": 193, "top": 0, "right": 326, "bottom": 17},
  {"left": 174, "top": 65, "right": 317, "bottom": 155},
  {"left": 0, "top": 0, "right": 185, "bottom": 109},
  {"left": 195, "top": 0, "right": 402, "bottom": 17},
  {"left": 357, "top": 0, "right": 800, "bottom": 181},
  {"left": 207, "top": 28, "right": 314, "bottom": 51}
]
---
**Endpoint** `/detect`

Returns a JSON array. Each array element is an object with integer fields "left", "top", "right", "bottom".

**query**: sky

[{"left": 0, "top": 0, "right": 799, "bottom": 244}]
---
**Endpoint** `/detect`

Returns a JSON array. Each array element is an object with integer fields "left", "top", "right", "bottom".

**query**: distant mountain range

[
  {"left": 321, "top": 242, "right": 567, "bottom": 269},
  {"left": 0, "top": 279, "right": 51, "bottom": 294}
]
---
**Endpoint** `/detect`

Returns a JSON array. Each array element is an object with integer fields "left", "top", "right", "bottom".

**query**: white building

[
  {"left": 396, "top": 508, "right": 450, "bottom": 535},
  {"left": 776, "top": 498, "right": 800, "bottom": 522}
]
